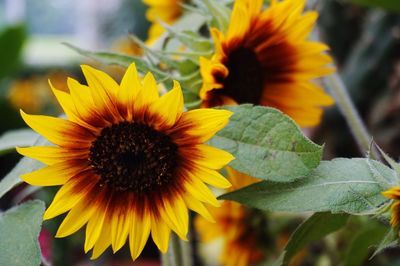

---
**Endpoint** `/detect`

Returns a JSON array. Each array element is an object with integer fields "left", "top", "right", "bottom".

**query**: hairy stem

[{"left": 325, "top": 73, "right": 378, "bottom": 159}]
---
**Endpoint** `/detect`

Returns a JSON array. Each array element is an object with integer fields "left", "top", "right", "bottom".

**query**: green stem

[
  {"left": 164, "top": 233, "right": 184, "bottom": 266},
  {"left": 326, "top": 73, "right": 378, "bottom": 159},
  {"left": 161, "top": 253, "right": 171, "bottom": 266},
  {"left": 172, "top": 233, "right": 184, "bottom": 266}
]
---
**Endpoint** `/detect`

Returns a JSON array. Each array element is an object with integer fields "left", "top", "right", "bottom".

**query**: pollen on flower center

[
  {"left": 216, "top": 47, "right": 264, "bottom": 104},
  {"left": 89, "top": 122, "right": 178, "bottom": 193}
]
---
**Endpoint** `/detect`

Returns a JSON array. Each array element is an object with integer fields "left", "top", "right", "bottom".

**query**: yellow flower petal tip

[{"left": 18, "top": 64, "right": 233, "bottom": 261}]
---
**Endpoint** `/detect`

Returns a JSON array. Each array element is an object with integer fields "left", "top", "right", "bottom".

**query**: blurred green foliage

[
  {"left": 348, "top": 0, "right": 400, "bottom": 13},
  {"left": 0, "top": 24, "right": 26, "bottom": 80}
]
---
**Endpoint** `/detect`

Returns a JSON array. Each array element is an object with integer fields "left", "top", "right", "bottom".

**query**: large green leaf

[
  {"left": 0, "top": 24, "right": 26, "bottom": 79},
  {"left": 348, "top": 0, "right": 400, "bottom": 13},
  {"left": 0, "top": 129, "right": 38, "bottom": 155},
  {"left": 279, "top": 212, "right": 349, "bottom": 266},
  {"left": 0, "top": 200, "right": 45, "bottom": 266},
  {"left": 221, "top": 158, "right": 395, "bottom": 214},
  {"left": 209, "top": 105, "right": 323, "bottom": 182}
]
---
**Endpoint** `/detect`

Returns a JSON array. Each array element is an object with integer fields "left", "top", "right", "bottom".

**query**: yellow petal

[
  {"left": 17, "top": 146, "right": 88, "bottom": 165},
  {"left": 226, "top": 167, "right": 259, "bottom": 190},
  {"left": 49, "top": 80, "right": 76, "bottom": 121},
  {"left": 91, "top": 220, "right": 112, "bottom": 260},
  {"left": 111, "top": 209, "right": 131, "bottom": 253},
  {"left": 81, "top": 65, "right": 120, "bottom": 122},
  {"left": 43, "top": 172, "right": 95, "bottom": 220},
  {"left": 210, "top": 28, "right": 225, "bottom": 56},
  {"left": 142, "top": 72, "right": 159, "bottom": 100},
  {"left": 67, "top": 78, "right": 108, "bottom": 128},
  {"left": 390, "top": 201, "right": 400, "bottom": 227},
  {"left": 150, "top": 80, "right": 183, "bottom": 128},
  {"left": 175, "top": 108, "right": 233, "bottom": 143},
  {"left": 248, "top": 0, "right": 263, "bottom": 17},
  {"left": 151, "top": 216, "right": 171, "bottom": 253},
  {"left": 183, "top": 194, "right": 215, "bottom": 222},
  {"left": 129, "top": 212, "right": 151, "bottom": 260},
  {"left": 56, "top": 202, "right": 96, "bottom": 238},
  {"left": 184, "top": 176, "right": 220, "bottom": 207},
  {"left": 50, "top": 81, "right": 100, "bottom": 132},
  {"left": 134, "top": 73, "right": 160, "bottom": 111},
  {"left": 85, "top": 206, "right": 107, "bottom": 253},
  {"left": 118, "top": 63, "right": 142, "bottom": 120},
  {"left": 192, "top": 165, "right": 231, "bottom": 189},
  {"left": 20, "top": 160, "right": 87, "bottom": 186},
  {"left": 192, "top": 144, "right": 234, "bottom": 169},
  {"left": 227, "top": 1, "right": 250, "bottom": 40},
  {"left": 20, "top": 111, "right": 94, "bottom": 149},
  {"left": 160, "top": 197, "right": 188, "bottom": 240},
  {"left": 383, "top": 187, "right": 400, "bottom": 200}
]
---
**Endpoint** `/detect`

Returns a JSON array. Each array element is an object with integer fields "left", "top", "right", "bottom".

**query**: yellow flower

[
  {"left": 111, "top": 37, "right": 143, "bottom": 56},
  {"left": 17, "top": 64, "right": 234, "bottom": 260},
  {"left": 195, "top": 168, "right": 264, "bottom": 266},
  {"left": 143, "top": 0, "right": 184, "bottom": 44},
  {"left": 199, "top": 0, "right": 335, "bottom": 127},
  {"left": 382, "top": 186, "right": 400, "bottom": 228},
  {"left": 8, "top": 72, "right": 69, "bottom": 113}
]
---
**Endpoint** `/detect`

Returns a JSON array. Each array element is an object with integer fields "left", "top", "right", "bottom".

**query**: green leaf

[
  {"left": 0, "top": 129, "right": 38, "bottom": 155},
  {"left": 0, "top": 136, "right": 48, "bottom": 199},
  {"left": 370, "top": 228, "right": 398, "bottom": 258},
  {"left": 348, "top": 0, "right": 400, "bottom": 13},
  {"left": 151, "top": 12, "right": 207, "bottom": 51},
  {"left": 280, "top": 212, "right": 349, "bottom": 266},
  {"left": 221, "top": 158, "right": 395, "bottom": 214},
  {"left": 163, "top": 26, "right": 212, "bottom": 52},
  {"left": 209, "top": 105, "right": 323, "bottom": 182},
  {"left": 376, "top": 145, "right": 400, "bottom": 182},
  {"left": 0, "top": 24, "right": 26, "bottom": 79},
  {"left": 344, "top": 221, "right": 388, "bottom": 266},
  {"left": 197, "top": 0, "right": 231, "bottom": 31},
  {"left": 0, "top": 200, "right": 45, "bottom": 266}
]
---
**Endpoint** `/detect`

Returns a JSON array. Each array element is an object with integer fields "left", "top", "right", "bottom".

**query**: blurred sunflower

[
  {"left": 17, "top": 63, "right": 234, "bottom": 260},
  {"left": 143, "top": 0, "right": 185, "bottom": 44},
  {"left": 200, "top": 0, "right": 334, "bottom": 127},
  {"left": 111, "top": 37, "right": 143, "bottom": 56},
  {"left": 195, "top": 168, "right": 265, "bottom": 266},
  {"left": 382, "top": 187, "right": 400, "bottom": 228},
  {"left": 7, "top": 71, "right": 69, "bottom": 113}
]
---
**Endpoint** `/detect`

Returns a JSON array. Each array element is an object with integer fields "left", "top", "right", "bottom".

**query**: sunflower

[
  {"left": 195, "top": 168, "right": 266, "bottom": 266},
  {"left": 143, "top": 0, "right": 184, "bottom": 44},
  {"left": 199, "top": 0, "right": 334, "bottom": 127},
  {"left": 17, "top": 63, "right": 234, "bottom": 260},
  {"left": 8, "top": 71, "right": 69, "bottom": 113},
  {"left": 382, "top": 187, "right": 400, "bottom": 228}
]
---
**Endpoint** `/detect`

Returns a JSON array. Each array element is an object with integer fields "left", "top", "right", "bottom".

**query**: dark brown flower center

[
  {"left": 89, "top": 122, "right": 178, "bottom": 193},
  {"left": 216, "top": 47, "right": 264, "bottom": 104}
]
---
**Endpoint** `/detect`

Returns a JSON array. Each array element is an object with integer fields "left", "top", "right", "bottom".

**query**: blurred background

[{"left": 1, "top": 0, "right": 400, "bottom": 265}]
